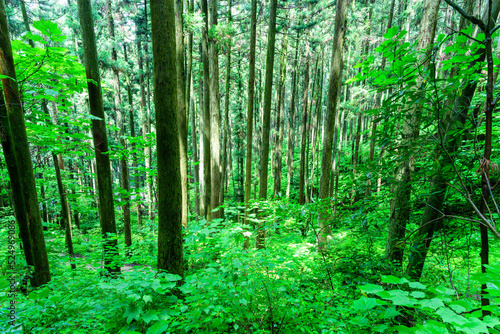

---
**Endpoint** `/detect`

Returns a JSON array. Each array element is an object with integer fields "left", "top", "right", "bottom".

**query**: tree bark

[
  {"left": 244, "top": 0, "right": 257, "bottom": 249},
  {"left": 385, "top": 0, "right": 441, "bottom": 268},
  {"left": 318, "top": 0, "right": 348, "bottom": 251},
  {"left": 77, "top": 0, "right": 120, "bottom": 274},
  {"left": 0, "top": 83, "right": 34, "bottom": 271},
  {"left": 299, "top": 58, "right": 310, "bottom": 205},
  {"left": 151, "top": 0, "right": 184, "bottom": 278},
  {"left": 286, "top": 32, "right": 300, "bottom": 198},
  {"left": 256, "top": 0, "right": 278, "bottom": 249},
  {"left": 105, "top": 0, "right": 132, "bottom": 251},
  {"left": 273, "top": 27, "right": 288, "bottom": 198},
  {"left": 0, "top": 0, "right": 51, "bottom": 286},
  {"left": 201, "top": 0, "right": 212, "bottom": 221},
  {"left": 209, "top": 0, "right": 222, "bottom": 219},
  {"left": 175, "top": 0, "right": 188, "bottom": 227}
]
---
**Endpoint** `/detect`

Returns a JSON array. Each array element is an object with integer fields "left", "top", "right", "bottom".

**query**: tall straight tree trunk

[
  {"left": 0, "top": 0, "right": 51, "bottom": 286},
  {"left": 221, "top": 0, "right": 232, "bottom": 215},
  {"left": 299, "top": 58, "right": 310, "bottom": 205},
  {"left": 273, "top": 27, "right": 288, "bottom": 198},
  {"left": 175, "top": 0, "right": 188, "bottom": 227},
  {"left": 136, "top": 6, "right": 152, "bottom": 222},
  {"left": 186, "top": 0, "right": 195, "bottom": 215},
  {"left": 385, "top": 0, "right": 441, "bottom": 268},
  {"left": 209, "top": 0, "right": 222, "bottom": 219},
  {"left": 0, "top": 83, "right": 34, "bottom": 272},
  {"left": 124, "top": 43, "right": 142, "bottom": 227},
  {"left": 151, "top": 0, "right": 183, "bottom": 277},
  {"left": 256, "top": 0, "right": 278, "bottom": 249},
  {"left": 201, "top": 0, "right": 212, "bottom": 221},
  {"left": 286, "top": 32, "right": 300, "bottom": 198},
  {"left": 244, "top": 0, "right": 256, "bottom": 249},
  {"left": 105, "top": 0, "right": 132, "bottom": 250},
  {"left": 52, "top": 153, "right": 76, "bottom": 269},
  {"left": 318, "top": 0, "right": 348, "bottom": 251},
  {"left": 77, "top": 0, "right": 120, "bottom": 274}
]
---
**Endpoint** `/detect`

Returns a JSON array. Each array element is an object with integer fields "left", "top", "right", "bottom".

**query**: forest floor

[{"left": 1, "top": 200, "right": 499, "bottom": 333}]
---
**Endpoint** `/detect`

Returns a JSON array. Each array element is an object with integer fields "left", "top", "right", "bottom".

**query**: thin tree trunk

[
  {"left": 77, "top": 0, "right": 120, "bottom": 274},
  {"left": 256, "top": 0, "right": 278, "bottom": 249},
  {"left": 221, "top": 0, "right": 232, "bottom": 217},
  {"left": 175, "top": 0, "right": 188, "bottom": 228},
  {"left": 209, "top": 0, "right": 222, "bottom": 219},
  {"left": 201, "top": 0, "right": 212, "bottom": 221},
  {"left": 318, "top": 0, "right": 348, "bottom": 251},
  {"left": 299, "top": 58, "right": 310, "bottom": 205},
  {"left": 105, "top": 0, "right": 132, "bottom": 251},
  {"left": 286, "top": 32, "right": 300, "bottom": 198},
  {"left": 244, "top": 0, "right": 257, "bottom": 249},
  {"left": 273, "top": 28, "right": 288, "bottom": 198},
  {"left": 124, "top": 43, "right": 142, "bottom": 227}
]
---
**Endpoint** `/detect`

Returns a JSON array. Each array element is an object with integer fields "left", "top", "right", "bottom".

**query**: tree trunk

[
  {"left": 244, "top": 0, "right": 257, "bottom": 249},
  {"left": 105, "top": 0, "right": 132, "bottom": 251},
  {"left": 385, "top": 0, "right": 441, "bottom": 268},
  {"left": 317, "top": 0, "right": 348, "bottom": 251},
  {"left": 256, "top": 0, "right": 278, "bottom": 249},
  {"left": 209, "top": 0, "right": 222, "bottom": 220},
  {"left": 202, "top": 0, "right": 212, "bottom": 221},
  {"left": 273, "top": 27, "right": 288, "bottom": 198},
  {"left": 77, "top": 0, "right": 120, "bottom": 274},
  {"left": 221, "top": 0, "right": 232, "bottom": 217},
  {"left": 286, "top": 32, "right": 300, "bottom": 198},
  {"left": 151, "top": 0, "right": 184, "bottom": 278},
  {"left": 175, "top": 0, "right": 188, "bottom": 228},
  {"left": 406, "top": 0, "right": 500, "bottom": 293},
  {"left": 124, "top": 43, "right": 142, "bottom": 228},
  {"left": 0, "top": 1, "right": 51, "bottom": 286},
  {"left": 299, "top": 58, "right": 310, "bottom": 205},
  {"left": 0, "top": 82, "right": 34, "bottom": 271}
]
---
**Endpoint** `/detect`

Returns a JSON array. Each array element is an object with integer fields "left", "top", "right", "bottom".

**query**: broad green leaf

[
  {"left": 436, "top": 307, "right": 466, "bottom": 326},
  {"left": 353, "top": 297, "right": 378, "bottom": 311},
  {"left": 381, "top": 275, "right": 409, "bottom": 284},
  {"left": 146, "top": 320, "right": 169, "bottom": 334},
  {"left": 359, "top": 284, "right": 384, "bottom": 294},
  {"left": 420, "top": 298, "right": 445, "bottom": 310}
]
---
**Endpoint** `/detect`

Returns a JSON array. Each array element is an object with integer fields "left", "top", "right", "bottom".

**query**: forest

[{"left": 1, "top": 0, "right": 500, "bottom": 332}]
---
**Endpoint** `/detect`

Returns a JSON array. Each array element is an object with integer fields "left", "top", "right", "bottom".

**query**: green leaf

[
  {"left": 232, "top": 258, "right": 242, "bottom": 268},
  {"left": 420, "top": 298, "right": 445, "bottom": 310},
  {"left": 410, "top": 291, "right": 426, "bottom": 299},
  {"left": 373, "top": 324, "right": 389, "bottom": 332},
  {"left": 383, "top": 307, "right": 401, "bottom": 319},
  {"left": 239, "top": 298, "right": 248, "bottom": 306},
  {"left": 381, "top": 275, "right": 409, "bottom": 284},
  {"left": 359, "top": 284, "right": 384, "bottom": 294},
  {"left": 143, "top": 295, "right": 153, "bottom": 304},
  {"left": 435, "top": 307, "right": 466, "bottom": 326},
  {"left": 28, "top": 287, "right": 50, "bottom": 300},
  {"left": 141, "top": 310, "right": 159, "bottom": 324},
  {"left": 408, "top": 282, "right": 426, "bottom": 289},
  {"left": 146, "top": 320, "right": 169, "bottom": 334},
  {"left": 483, "top": 315, "right": 500, "bottom": 328},
  {"left": 350, "top": 316, "right": 369, "bottom": 327},
  {"left": 353, "top": 297, "right": 378, "bottom": 311},
  {"left": 125, "top": 304, "right": 142, "bottom": 324}
]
